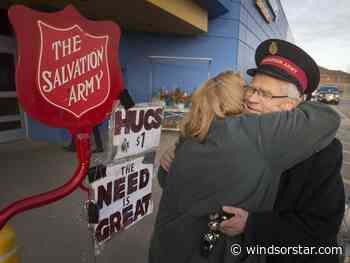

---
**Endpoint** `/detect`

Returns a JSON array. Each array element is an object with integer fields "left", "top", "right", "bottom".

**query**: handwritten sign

[
  {"left": 113, "top": 105, "right": 163, "bottom": 159},
  {"left": 91, "top": 156, "right": 153, "bottom": 244}
]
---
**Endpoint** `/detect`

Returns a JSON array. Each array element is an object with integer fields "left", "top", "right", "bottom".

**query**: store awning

[
  {"left": 195, "top": 0, "right": 229, "bottom": 19},
  {"left": 2, "top": 0, "right": 228, "bottom": 35}
]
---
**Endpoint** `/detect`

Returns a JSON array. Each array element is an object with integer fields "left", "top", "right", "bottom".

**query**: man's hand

[
  {"left": 159, "top": 145, "right": 176, "bottom": 173},
  {"left": 219, "top": 206, "right": 249, "bottom": 237}
]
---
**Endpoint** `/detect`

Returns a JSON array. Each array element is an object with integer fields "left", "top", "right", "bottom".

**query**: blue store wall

[
  {"left": 28, "top": 0, "right": 242, "bottom": 143},
  {"left": 120, "top": 0, "right": 241, "bottom": 103},
  {"left": 237, "top": 0, "right": 293, "bottom": 79},
  {"left": 27, "top": 0, "right": 293, "bottom": 144}
]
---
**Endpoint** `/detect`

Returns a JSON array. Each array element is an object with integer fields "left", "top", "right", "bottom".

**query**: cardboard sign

[
  {"left": 8, "top": 5, "right": 123, "bottom": 133},
  {"left": 113, "top": 105, "right": 163, "bottom": 159},
  {"left": 92, "top": 156, "right": 153, "bottom": 244}
]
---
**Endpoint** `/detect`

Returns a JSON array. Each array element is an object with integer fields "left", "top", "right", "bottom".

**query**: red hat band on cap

[{"left": 260, "top": 56, "right": 308, "bottom": 92}]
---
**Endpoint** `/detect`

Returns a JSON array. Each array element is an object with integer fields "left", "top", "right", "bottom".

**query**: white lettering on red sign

[{"left": 37, "top": 21, "right": 111, "bottom": 118}]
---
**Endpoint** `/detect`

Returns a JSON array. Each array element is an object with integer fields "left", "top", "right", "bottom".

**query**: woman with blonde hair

[
  {"left": 149, "top": 70, "right": 340, "bottom": 263},
  {"left": 180, "top": 70, "right": 245, "bottom": 142}
]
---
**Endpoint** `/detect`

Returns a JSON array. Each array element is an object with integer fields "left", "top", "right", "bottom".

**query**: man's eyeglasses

[{"left": 244, "top": 85, "right": 288, "bottom": 99}]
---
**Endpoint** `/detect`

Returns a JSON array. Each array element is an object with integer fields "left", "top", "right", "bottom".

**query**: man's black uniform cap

[{"left": 247, "top": 39, "right": 320, "bottom": 94}]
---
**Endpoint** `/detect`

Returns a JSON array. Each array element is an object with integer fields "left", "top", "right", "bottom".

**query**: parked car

[
  {"left": 314, "top": 85, "right": 340, "bottom": 104},
  {"left": 310, "top": 90, "right": 319, "bottom": 102}
]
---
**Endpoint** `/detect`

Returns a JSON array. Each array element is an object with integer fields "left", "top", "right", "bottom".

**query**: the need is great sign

[{"left": 92, "top": 156, "right": 153, "bottom": 244}]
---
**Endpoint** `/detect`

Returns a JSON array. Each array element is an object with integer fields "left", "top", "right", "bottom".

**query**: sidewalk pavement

[
  {"left": 0, "top": 132, "right": 178, "bottom": 263},
  {"left": 0, "top": 116, "right": 349, "bottom": 262}
]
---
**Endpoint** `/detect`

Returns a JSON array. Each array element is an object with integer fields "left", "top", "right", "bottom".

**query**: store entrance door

[{"left": 0, "top": 34, "right": 26, "bottom": 143}]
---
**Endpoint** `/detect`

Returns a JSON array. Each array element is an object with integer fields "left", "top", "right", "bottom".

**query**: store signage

[
  {"left": 92, "top": 156, "right": 153, "bottom": 244},
  {"left": 267, "top": 0, "right": 279, "bottom": 20},
  {"left": 8, "top": 5, "right": 123, "bottom": 133},
  {"left": 113, "top": 105, "right": 163, "bottom": 159},
  {"left": 256, "top": 0, "right": 273, "bottom": 23}
]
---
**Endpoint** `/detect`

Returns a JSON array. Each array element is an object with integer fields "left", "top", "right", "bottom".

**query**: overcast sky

[{"left": 280, "top": 0, "right": 350, "bottom": 73}]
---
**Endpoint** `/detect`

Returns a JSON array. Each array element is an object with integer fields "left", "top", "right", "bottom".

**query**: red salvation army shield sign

[
  {"left": 8, "top": 5, "right": 123, "bottom": 133},
  {"left": 38, "top": 21, "right": 110, "bottom": 118}
]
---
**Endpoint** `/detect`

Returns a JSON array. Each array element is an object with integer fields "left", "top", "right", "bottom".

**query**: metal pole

[
  {"left": 85, "top": 188, "right": 97, "bottom": 263},
  {"left": 150, "top": 59, "right": 154, "bottom": 102},
  {"left": 89, "top": 225, "right": 97, "bottom": 263},
  {"left": 148, "top": 55, "right": 213, "bottom": 84},
  {"left": 208, "top": 60, "right": 212, "bottom": 79},
  {"left": 148, "top": 56, "right": 213, "bottom": 64}
]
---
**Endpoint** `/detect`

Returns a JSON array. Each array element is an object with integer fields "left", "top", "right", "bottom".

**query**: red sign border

[{"left": 9, "top": 4, "right": 123, "bottom": 134}]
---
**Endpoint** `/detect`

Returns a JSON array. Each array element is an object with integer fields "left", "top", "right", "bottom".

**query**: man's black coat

[{"left": 245, "top": 138, "right": 345, "bottom": 262}]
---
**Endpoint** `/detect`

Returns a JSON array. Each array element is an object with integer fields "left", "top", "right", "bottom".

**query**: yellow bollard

[{"left": 0, "top": 225, "right": 20, "bottom": 263}]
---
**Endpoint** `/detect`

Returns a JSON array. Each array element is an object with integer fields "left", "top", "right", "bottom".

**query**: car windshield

[{"left": 318, "top": 86, "right": 339, "bottom": 93}]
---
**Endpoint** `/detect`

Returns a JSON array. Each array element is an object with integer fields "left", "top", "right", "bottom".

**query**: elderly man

[{"left": 157, "top": 39, "right": 345, "bottom": 263}]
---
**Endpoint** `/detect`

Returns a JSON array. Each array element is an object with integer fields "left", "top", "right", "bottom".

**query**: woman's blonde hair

[{"left": 180, "top": 70, "right": 245, "bottom": 142}]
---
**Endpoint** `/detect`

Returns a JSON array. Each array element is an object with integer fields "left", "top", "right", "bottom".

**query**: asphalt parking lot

[
  {"left": 332, "top": 90, "right": 350, "bottom": 185},
  {"left": 0, "top": 90, "right": 350, "bottom": 263}
]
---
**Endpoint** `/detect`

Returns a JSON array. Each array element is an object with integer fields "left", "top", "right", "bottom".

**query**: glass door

[{"left": 0, "top": 35, "right": 26, "bottom": 143}]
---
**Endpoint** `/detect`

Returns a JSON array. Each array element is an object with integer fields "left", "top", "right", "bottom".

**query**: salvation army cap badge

[
  {"left": 247, "top": 39, "right": 321, "bottom": 95},
  {"left": 269, "top": 41, "right": 278, "bottom": 55}
]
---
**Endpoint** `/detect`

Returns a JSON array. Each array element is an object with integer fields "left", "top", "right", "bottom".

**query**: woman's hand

[{"left": 160, "top": 145, "right": 176, "bottom": 173}]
